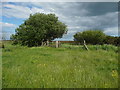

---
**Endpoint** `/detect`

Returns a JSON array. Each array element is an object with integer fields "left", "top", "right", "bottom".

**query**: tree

[
  {"left": 74, "top": 30, "right": 106, "bottom": 45},
  {"left": 11, "top": 13, "right": 67, "bottom": 47}
]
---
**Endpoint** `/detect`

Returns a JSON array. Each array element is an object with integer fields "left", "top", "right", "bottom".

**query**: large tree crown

[{"left": 11, "top": 13, "right": 67, "bottom": 47}]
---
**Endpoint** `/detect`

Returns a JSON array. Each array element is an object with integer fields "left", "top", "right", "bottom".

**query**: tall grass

[
  {"left": 2, "top": 41, "right": 118, "bottom": 88},
  {"left": 61, "top": 43, "right": 118, "bottom": 52}
]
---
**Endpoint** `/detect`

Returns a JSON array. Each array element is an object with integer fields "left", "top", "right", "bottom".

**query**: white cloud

[
  {"left": 31, "top": 7, "right": 44, "bottom": 14},
  {"left": 64, "top": 11, "right": 118, "bottom": 34},
  {"left": 1, "top": 22, "right": 16, "bottom": 34},
  {"left": 0, "top": 22, "right": 16, "bottom": 33},
  {"left": 3, "top": 4, "right": 32, "bottom": 18},
  {"left": 68, "top": 30, "right": 77, "bottom": 34},
  {"left": 0, "top": 22, "right": 17, "bottom": 39},
  {"left": 0, "top": 22, "right": 16, "bottom": 27},
  {"left": 104, "top": 27, "right": 118, "bottom": 36},
  {"left": 2, "top": 3, "right": 58, "bottom": 18},
  {"left": 68, "top": 26, "right": 81, "bottom": 29}
]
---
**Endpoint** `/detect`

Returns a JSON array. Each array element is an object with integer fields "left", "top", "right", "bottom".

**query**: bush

[
  {"left": 104, "top": 36, "right": 120, "bottom": 46},
  {"left": 74, "top": 30, "right": 106, "bottom": 45}
]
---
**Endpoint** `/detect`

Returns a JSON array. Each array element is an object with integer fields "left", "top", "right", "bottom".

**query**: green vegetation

[
  {"left": 11, "top": 13, "right": 67, "bottom": 47},
  {"left": 2, "top": 41, "right": 118, "bottom": 88},
  {"left": 74, "top": 30, "right": 120, "bottom": 46},
  {"left": 104, "top": 35, "right": 120, "bottom": 46},
  {"left": 74, "top": 30, "right": 106, "bottom": 45}
]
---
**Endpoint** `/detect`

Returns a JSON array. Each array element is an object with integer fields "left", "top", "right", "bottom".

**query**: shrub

[
  {"left": 104, "top": 36, "right": 120, "bottom": 46},
  {"left": 74, "top": 30, "right": 106, "bottom": 45}
]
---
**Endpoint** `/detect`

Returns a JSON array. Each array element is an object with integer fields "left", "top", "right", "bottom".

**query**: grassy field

[{"left": 1, "top": 41, "right": 118, "bottom": 88}]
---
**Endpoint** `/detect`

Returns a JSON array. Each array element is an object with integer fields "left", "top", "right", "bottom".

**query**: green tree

[
  {"left": 11, "top": 13, "right": 67, "bottom": 47},
  {"left": 74, "top": 30, "right": 106, "bottom": 45}
]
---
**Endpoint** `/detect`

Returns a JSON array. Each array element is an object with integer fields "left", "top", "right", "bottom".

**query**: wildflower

[{"left": 112, "top": 70, "right": 118, "bottom": 78}]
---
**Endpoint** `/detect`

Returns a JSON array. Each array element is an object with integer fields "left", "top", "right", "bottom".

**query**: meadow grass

[{"left": 2, "top": 41, "right": 118, "bottom": 88}]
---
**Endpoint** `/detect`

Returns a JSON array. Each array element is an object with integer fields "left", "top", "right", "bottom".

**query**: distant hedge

[{"left": 104, "top": 36, "right": 120, "bottom": 46}]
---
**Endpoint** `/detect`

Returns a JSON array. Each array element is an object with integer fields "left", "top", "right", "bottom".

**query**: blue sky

[{"left": 1, "top": 2, "right": 118, "bottom": 40}]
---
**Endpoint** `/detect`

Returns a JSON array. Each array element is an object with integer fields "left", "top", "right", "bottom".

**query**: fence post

[
  {"left": 58, "top": 41, "right": 61, "bottom": 47},
  {"left": 47, "top": 40, "right": 49, "bottom": 46},
  {"left": 56, "top": 41, "right": 59, "bottom": 48},
  {"left": 83, "top": 40, "right": 89, "bottom": 50},
  {"left": 41, "top": 42, "right": 44, "bottom": 46}
]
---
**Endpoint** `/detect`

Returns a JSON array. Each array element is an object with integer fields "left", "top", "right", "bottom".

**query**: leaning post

[{"left": 83, "top": 40, "right": 89, "bottom": 50}]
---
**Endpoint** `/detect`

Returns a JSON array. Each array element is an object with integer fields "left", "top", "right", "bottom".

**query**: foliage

[
  {"left": 74, "top": 30, "right": 106, "bottom": 45},
  {"left": 11, "top": 13, "right": 67, "bottom": 47},
  {"left": 104, "top": 36, "right": 120, "bottom": 46},
  {"left": 73, "top": 30, "right": 120, "bottom": 46}
]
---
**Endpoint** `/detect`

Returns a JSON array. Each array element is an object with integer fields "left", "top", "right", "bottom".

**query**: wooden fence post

[
  {"left": 47, "top": 40, "right": 49, "bottom": 46},
  {"left": 58, "top": 41, "right": 61, "bottom": 47},
  {"left": 56, "top": 41, "right": 58, "bottom": 48},
  {"left": 41, "top": 42, "right": 44, "bottom": 46},
  {"left": 83, "top": 40, "right": 89, "bottom": 50}
]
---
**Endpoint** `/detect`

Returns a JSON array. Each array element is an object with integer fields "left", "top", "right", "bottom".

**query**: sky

[{"left": 1, "top": 2, "right": 118, "bottom": 40}]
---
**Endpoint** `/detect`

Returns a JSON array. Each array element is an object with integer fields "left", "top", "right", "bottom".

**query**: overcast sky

[{"left": 1, "top": 2, "right": 118, "bottom": 40}]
